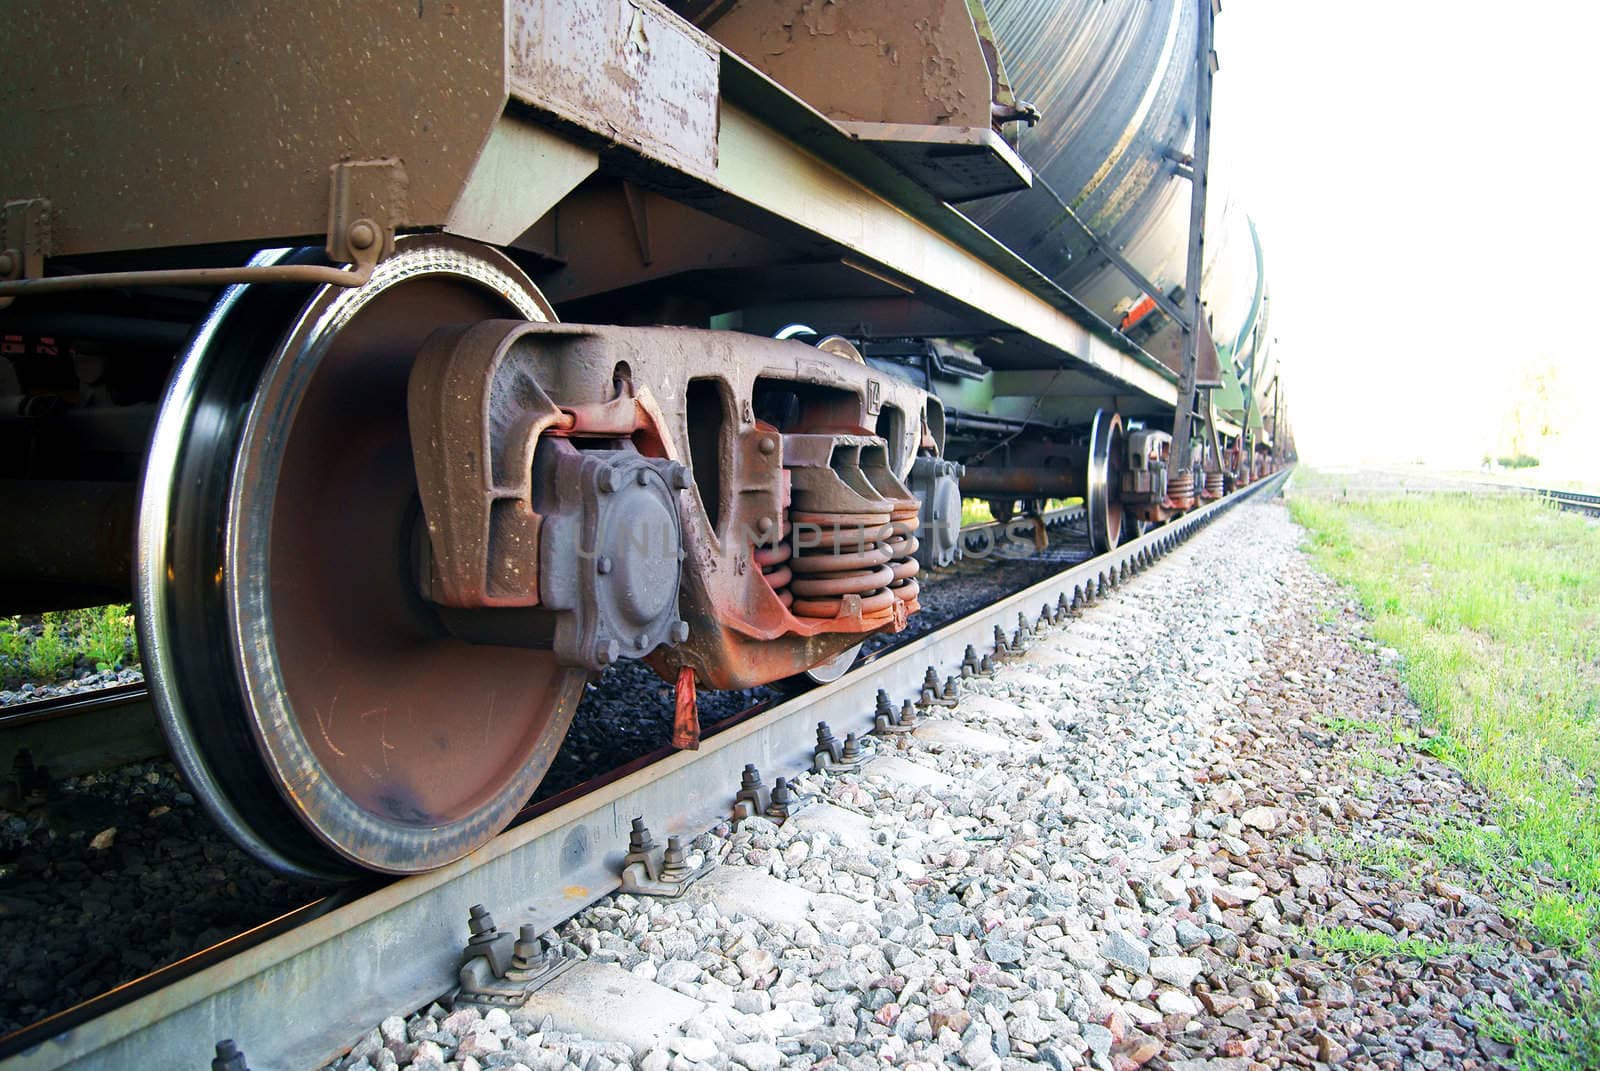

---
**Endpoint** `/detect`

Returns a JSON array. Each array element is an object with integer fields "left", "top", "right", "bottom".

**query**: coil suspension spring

[{"left": 787, "top": 510, "right": 896, "bottom": 618}]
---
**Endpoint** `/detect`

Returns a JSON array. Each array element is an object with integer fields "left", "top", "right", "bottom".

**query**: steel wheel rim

[
  {"left": 137, "top": 249, "right": 343, "bottom": 879},
  {"left": 1086, "top": 409, "right": 1126, "bottom": 554},
  {"left": 804, "top": 643, "right": 863, "bottom": 685},
  {"left": 224, "top": 237, "right": 587, "bottom": 874}
]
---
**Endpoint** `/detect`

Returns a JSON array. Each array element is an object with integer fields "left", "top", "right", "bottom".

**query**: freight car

[{"left": 0, "top": 0, "right": 1289, "bottom": 877}]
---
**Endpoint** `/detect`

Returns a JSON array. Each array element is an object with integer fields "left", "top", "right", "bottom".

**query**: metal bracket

[
  {"left": 0, "top": 162, "right": 395, "bottom": 301},
  {"left": 960, "top": 643, "right": 996, "bottom": 679},
  {"left": 0, "top": 199, "right": 51, "bottom": 309},
  {"left": 211, "top": 1039, "right": 250, "bottom": 1071},
  {"left": 1, "top": 199, "right": 50, "bottom": 281},
  {"left": 326, "top": 159, "right": 405, "bottom": 264},
  {"left": 917, "top": 666, "right": 960, "bottom": 709},
  {"left": 813, "top": 720, "right": 873, "bottom": 773},
  {"left": 730, "top": 765, "right": 810, "bottom": 826},
  {"left": 618, "top": 819, "right": 714, "bottom": 897},
  {"left": 450, "top": 905, "right": 574, "bottom": 1011},
  {"left": 731, "top": 763, "right": 769, "bottom": 825},
  {"left": 992, "top": 624, "right": 1015, "bottom": 657},
  {"left": 764, "top": 776, "right": 805, "bottom": 822},
  {"left": 873, "top": 688, "right": 919, "bottom": 733}
]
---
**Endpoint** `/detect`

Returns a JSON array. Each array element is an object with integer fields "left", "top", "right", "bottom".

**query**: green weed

[
  {"left": 1479, "top": 981, "right": 1600, "bottom": 1071},
  {"left": 1309, "top": 925, "right": 1478, "bottom": 960},
  {"left": 959, "top": 497, "right": 1083, "bottom": 526},
  {"left": 1290, "top": 485, "right": 1600, "bottom": 1064},
  {"left": 26, "top": 614, "right": 74, "bottom": 681},
  {"left": 1318, "top": 832, "right": 1422, "bottom": 881},
  {"left": 0, "top": 619, "right": 25, "bottom": 677},
  {"left": 78, "top": 604, "right": 134, "bottom": 670},
  {"left": 1321, "top": 713, "right": 1384, "bottom": 734},
  {"left": 1352, "top": 747, "right": 1415, "bottom": 777},
  {"left": 1, "top": 604, "right": 141, "bottom": 688}
]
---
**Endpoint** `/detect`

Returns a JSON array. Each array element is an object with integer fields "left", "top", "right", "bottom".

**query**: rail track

[
  {"left": 1526, "top": 485, "right": 1600, "bottom": 517},
  {"left": 0, "top": 686, "right": 165, "bottom": 787},
  {"left": 956, "top": 504, "right": 1085, "bottom": 558},
  {"left": 0, "top": 471, "right": 1288, "bottom": 1071},
  {"left": 0, "top": 499, "right": 1090, "bottom": 1041}
]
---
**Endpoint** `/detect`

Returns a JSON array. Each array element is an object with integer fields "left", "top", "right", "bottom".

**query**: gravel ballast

[{"left": 326, "top": 495, "right": 1576, "bottom": 1071}]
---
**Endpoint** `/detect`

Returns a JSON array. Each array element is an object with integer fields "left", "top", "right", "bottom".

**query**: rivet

[
  {"left": 0, "top": 251, "right": 15, "bottom": 277},
  {"left": 758, "top": 436, "right": 778, "bottom": 455},
  {"left": 347, "top": 219, "right": 378, "bottom": 251},
  {"left": 597, "top": 556, "right": 613, "bottom": 574}
]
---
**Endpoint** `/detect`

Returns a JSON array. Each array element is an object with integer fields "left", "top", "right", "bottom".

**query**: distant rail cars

[{"left": 0, "top": 0, "right": 1289, "bottom": 875}]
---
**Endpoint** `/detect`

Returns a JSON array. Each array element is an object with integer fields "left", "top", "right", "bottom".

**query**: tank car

[{"left": 0, "top": 0, "right": 1285, "bottom": 876}]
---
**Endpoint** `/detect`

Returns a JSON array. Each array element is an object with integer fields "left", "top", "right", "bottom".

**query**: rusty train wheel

[
  {"left": 1085, "top": 409, "right": 1128, "bottom": 555},
  {"left": 138, "top": 238, "right": 586, "bottom": 877}
]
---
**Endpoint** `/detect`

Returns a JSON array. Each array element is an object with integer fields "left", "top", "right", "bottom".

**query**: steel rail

[
  {"left": 1441, "top": 479, "right": 1600, "bottom": 516},
  {"left": 957, "top": 503, "right": 1086, "bottom": 558},
  {"left": 5, "top": 471, "right": 1288, "bottom": 1071},
  {"left": 1522, "top": 485, "right": 1600, "bottom": 515},
  {"left": 0, "top": 684, "right": 163, "bottom": 783}
]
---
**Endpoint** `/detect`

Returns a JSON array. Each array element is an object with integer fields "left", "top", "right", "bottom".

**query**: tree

[{"left": 1496, "top": 359, "right": 1572, "bottom": 465}]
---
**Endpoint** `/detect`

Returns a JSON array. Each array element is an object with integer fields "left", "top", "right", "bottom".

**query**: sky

[{"left": 1213, "top": 1, "right": 1599, "bottom": 472}]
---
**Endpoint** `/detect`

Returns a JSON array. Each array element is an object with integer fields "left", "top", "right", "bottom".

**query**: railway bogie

[{"left": 0, "top": 0, "right": 1292, "bottom": 876}]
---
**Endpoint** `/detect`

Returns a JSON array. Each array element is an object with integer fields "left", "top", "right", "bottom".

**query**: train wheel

[
  {"left": 137, "top": 238, "right": 587, "bottom": 877},
  {"left": 1085, "top": 409, "right": 1128, "bottom": 554},
  {"left": 803, "top": 643, "right": 863, "bottom": 685}
]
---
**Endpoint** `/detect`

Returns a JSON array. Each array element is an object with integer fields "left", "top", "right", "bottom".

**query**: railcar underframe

[{"left": 0, "top": 0, "right": 1283, "bottom": 877}]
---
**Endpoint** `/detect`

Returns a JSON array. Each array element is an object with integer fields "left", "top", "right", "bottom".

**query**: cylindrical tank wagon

[{"left": 0, "top": 0, "right": 1286, "bottom": 876}]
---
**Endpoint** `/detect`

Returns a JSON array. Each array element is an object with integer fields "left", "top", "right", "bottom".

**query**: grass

[
  {"left": 1319, "top": 713, "right": 1382, "bottom": 734},
  {"left": 1314, "top": 831, "right": 1425, "bottom": 881},
  {"left": 1351, "top": 747, "right": 1414, "bottom": 778},
  {"left": 960, "top": 497, "right": 1083, "bottom": 526},
  {"left": 0, "top": 619, "right": 26, "bottom": 678},
  {"left": 1309, "top": 924, "right": 1479, "bottom": 961},
  {"left": 1481, "top": 984, "right": 1600, "bottom": 1071},
  {"left": 1290, "top": 484, "right": 1600, "bottom": 1067},
  {"left": 78, "top": 604, "right": 136, "bottom": 670},
  {"left": 27, "top": 616, "right": 75, "bottom": 681},
  {"left": 0, "top": 605, "right": 139, "bottom": 688}
]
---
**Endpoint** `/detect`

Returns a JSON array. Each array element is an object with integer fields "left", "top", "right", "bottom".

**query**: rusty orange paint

[{"left": 1120, "top": 294, "right": 1156, "bottom": 331}]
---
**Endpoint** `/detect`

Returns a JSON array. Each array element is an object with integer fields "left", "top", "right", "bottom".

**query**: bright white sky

[{"left": 1214, "top": 1, "right": 1599, "bottom": 468}]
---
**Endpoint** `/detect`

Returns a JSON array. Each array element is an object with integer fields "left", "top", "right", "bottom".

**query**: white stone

[
  {"left": 686, "top": 868, "right": 813, "bottom": 928},
  {"left": 1156, "top": 989, "right": 1200, "bottom": 1016},
  {"left": 1240, "top": 805, "right": 1282, "bottom": 831},
  {"left": 912, "top": 720, "right": 1013, "bottom": 754},
  {"left": 1150, "top": 955, "right": 1204, "bottom": 988},
  {"left": 666, "top": 1036, "right": 718, "bottom": 1061},
  {"left": 870, "top": 753, "right": 956, "bottom": 790},
  {"left": 730, "top": 1040, "right": 782, "bottom": 1070},
  {"left": 525, "top": 961, "right": 704, "bottom": 1056}
]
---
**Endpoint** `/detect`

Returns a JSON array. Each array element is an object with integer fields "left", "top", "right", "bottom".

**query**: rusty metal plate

[
  {"left": 509, "top": 0, "right": 720, "bottom": 182},
  {"left": 0, "top": 2, "right": 506, "bottom": 256}
]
